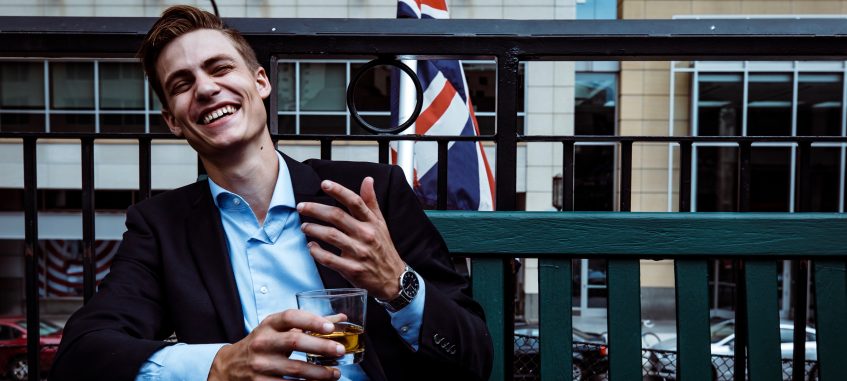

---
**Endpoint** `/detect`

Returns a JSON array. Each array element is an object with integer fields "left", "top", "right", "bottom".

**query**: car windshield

[
  {"left": 710, "top": 321, "right": 734, "bottom": 343},
  {"left": 18, "top": 320, "right": 62, "bottom": 336}
]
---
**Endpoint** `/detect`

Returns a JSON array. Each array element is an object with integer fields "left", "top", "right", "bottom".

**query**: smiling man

[{"left": 50, "top": 5, "right": 491, "bottom": 381}]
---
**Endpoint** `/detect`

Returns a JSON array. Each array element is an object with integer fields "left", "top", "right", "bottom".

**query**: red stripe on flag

[
  {"left": 416, "top": 82, "right": 457, "bottom": 135},
  {"left": 420, "top": 0, "right": 448, "bottom": 11}
]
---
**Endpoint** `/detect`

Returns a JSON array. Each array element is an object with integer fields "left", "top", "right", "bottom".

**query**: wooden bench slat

[
  {"left": 674, "top": 259, "right": 712, "bottom": 381},
  {"left": 539, "top": 258, "right": 573, "bottom": 381},
  {"left": 472, "top": 258, "right": 507, "bottom": 381},
  {"left": 744, "top": 260, "right": 782, "bottom": 381},
  {"left": 813, "top": 260, "right": 847, "bottom": 381},
  {"left": 607, "top": 259, "right": 641, "bottom": 380}
]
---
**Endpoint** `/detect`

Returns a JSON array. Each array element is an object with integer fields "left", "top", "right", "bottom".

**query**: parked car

[
  {"left": 0, "top": 317, "right": 63, "bottom": 381},
  {"left": 514, "top": 324, "right": 609, "bottom": 381},
  {"left": 643, "top": 319, "right": 818, "bottom": 381}
]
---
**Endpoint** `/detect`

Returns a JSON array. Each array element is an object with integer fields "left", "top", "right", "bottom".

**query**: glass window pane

[
  {"left": 750, "top": 147, "right": 791, "bottom": 211},
  {"left": 747, "top": 73, "right": 792, "bottom": 136},
  {"left": 575, "top": 73, "right": 616, "bottom": 135},
  {"left": 577, "top": 0, "right": 617, "bottom": 20},
  {"left": 575, "top": 145, "right": 614, "bottom": 211},
  {"left": 351, "top": 115, "right": 389, "bottom": 135},
  {"left": 51, "top": 62, "right": 94, "bottom": 110},
  {"left": 1, "top": 62, "right": 45, "bottom": 108},
  {"left": 463, "top": 63, "right": 496, "bottom": 113},
  {"left": 696, "top": 146, "right": 738, "bottom": 211},
  {"left": 808, "top": 147, "right": 841, "bottom": 212},
  {"left": 476, "top": 115, "right": 494, "bottom": 135},
  {"left": 149, "top": 86, "right": 162, "bottom": 111},
  {"left": 300, "top": 115, "right": 345, "bottom": 135},
  {"left": 149, "top": 114, "right": 168, "bottom": 133},
  {"left": 299, "top": 63, "right": 345, "bottom": 112},
  {"left": 797, "top": 73, "right": 843, "bottom": 137},
  {"left": 277, "top": 62, "right": 295, "bottom": 112},
  {"left": 99, "top": 62, "right": 144, "bottom": 110},
  {"left": 0, "top": 113, "right": 45, "bottom": 132},
  {"left": 697, "top": 73, "right": 743, "bottom": 136},
  {"left": 277, "top": 115, "right": 295, "bottom": 134},
  {"left": 50, "top": 114, "right": 95, "bottom": 133},
  {"left": 349, "top": 63, "right": 392, "bottom": 112},
  {"left": 100, "top": 114, "right": 145, "bottom": 133}
]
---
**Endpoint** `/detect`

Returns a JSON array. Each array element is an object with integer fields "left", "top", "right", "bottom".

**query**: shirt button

[
  {"left": 233, "top": 199, "right": 241, "bottom": 206},
  {"left": 259, "top": 286, "right": 269, "bottom": 294},
  {"left": 400, "top": 326, "right": 409, "bottom": 333}
]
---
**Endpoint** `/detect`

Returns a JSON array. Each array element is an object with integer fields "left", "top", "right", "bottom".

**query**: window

[
  {"left": 276, "top": 59, "right": 526, "bottom": 135},
  {"left": 576, "top": 0, "right": 617, "bottom": 20},
  {"left": 574, "top": 72, "right": 617, "bottom": 211}
]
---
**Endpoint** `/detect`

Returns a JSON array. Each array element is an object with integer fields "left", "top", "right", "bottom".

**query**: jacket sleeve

[
  {"left": 51, "top": 205, "right": 175, "bottom": 381},
  {"left": 382, "top": 165, "right": 493, "bottom": 381}
]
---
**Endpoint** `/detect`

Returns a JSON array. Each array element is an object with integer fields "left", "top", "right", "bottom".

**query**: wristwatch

[{"left": 377, "top": 264, "right": 419, "bottom": 312}]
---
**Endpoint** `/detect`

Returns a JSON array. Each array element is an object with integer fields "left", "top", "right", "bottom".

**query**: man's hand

[
  {"left": 297, "top": 177, "right": 406, "bottom": 300},
  {"left": 207, "top": 310, "right": 344, "bottom": 381}
]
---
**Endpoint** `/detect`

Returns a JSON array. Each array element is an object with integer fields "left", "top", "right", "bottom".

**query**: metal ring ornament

[{"left": 346, "top": 58, "right": 423, "bottom": 135}]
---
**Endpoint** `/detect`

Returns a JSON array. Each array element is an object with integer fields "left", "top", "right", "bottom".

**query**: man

[{"left": 51, "top": 5, "right": 492, "bottom": 381}]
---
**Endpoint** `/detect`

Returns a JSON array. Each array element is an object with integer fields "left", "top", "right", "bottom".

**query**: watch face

[{"left": 401, "top": 271, "right": 419, "bottom": 298}]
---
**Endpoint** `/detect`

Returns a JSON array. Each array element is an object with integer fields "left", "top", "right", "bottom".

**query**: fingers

[
  {"left": 359, "top": 177, "right": 385, "bottom": 223},
  {"left": 306, "top": 241, "right": 361, "bottom": 272},
  {"left": 319, "top": 180, "right": 373, "bottom": 221},
  {"left": 263, "top": 309, "right": 335, "bottom": 334}
]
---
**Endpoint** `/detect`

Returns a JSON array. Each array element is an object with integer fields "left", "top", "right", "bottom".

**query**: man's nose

[{"left": 195, "top": 73, "right": 221, "bottom": 99}]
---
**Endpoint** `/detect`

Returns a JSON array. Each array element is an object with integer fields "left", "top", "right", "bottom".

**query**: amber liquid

[{"left": 306, "top": 322, "right": 365, "bottom": 366}]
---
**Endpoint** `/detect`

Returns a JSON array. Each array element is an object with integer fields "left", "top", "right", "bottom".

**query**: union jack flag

[
  {"left": 37, "top": 240, "right": 118, "bottom": 297},
  {"left": 393, "top": 0, "right": 495, "bottom": 210}
]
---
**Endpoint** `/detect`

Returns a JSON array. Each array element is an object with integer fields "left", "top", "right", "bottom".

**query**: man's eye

[
  {"left": 170, "top": 82, "right": 190, "bottom": 95},
  {"left": 213, "top": 64, "right": 234, "bottom": 75}
]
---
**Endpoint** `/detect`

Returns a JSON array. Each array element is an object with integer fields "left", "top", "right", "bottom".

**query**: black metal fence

[{"left": 2, "top": 16, "right": 847, "bottom": 381}]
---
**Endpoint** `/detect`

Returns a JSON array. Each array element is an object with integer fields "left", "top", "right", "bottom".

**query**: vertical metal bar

[
  {"left": 494, "top": 53, "right": 520, "bottom": 380},
  {"left": 81, "top": 138, "right": 96, "bottom": 302},
  {"left": 139, "top": 137, "right": 152, "bottom": 201},
  {"left": 744, "top": 260, "right": 782, "bottom": 381},
  {"left": 790, "top": 259, "right": 808, "bottom": 381},
  {"left": 472, "top": 258, "right": 506, "bottom": 381},
  {"left": 538, "top": 258, "right": 572, "bottom": 381},
  {"left": 738, "top": 141, "right": 752, "bottom": 212},
  {"left": 674, "top": 259, "right": 711, "bottom": 381},
  {"left": 813, "top": 260, "right": 847, "bottom": 381},
  {"left": 679, "top": 141, "right": 692, "bottom": 212},
  {"left": 437, "top": 140, "right": 448, "bottom": 210},
  {"left": 23, "top": 137, "right": 41, "bottom": 381},
  {"left": 619, "top": 140, "right": 633, "bottom": 212},
  {"left": 266, "top": 53, "right": 279, "bottom": 135},
  {"left": 563, "top": 141, "right": 575, "bottom": 212},
  {"left": 321, "top": 138, "right": 332, "bottom": 160},
  {"left": 378, "top": 139, "right": 389, "bottom": 165},
  {"left": 607, "top": 259, "right": 641, "bottom": 381}
]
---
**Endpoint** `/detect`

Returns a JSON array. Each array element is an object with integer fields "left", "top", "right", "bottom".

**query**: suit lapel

[
  {"left": 186, "top": 182, "right": 245, "bottom": 342},
  {"left": 284, "top": 154, "right": 387, "bottom": 381}
]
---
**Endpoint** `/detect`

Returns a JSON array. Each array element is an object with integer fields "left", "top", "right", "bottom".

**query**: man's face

[{"left": 156, "top": 29, "right": 271, "bottom": 157}]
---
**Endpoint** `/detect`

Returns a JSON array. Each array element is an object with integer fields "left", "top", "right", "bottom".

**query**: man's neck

[{"left": 203, "top": 134, "right": 279, "bottom": 225}]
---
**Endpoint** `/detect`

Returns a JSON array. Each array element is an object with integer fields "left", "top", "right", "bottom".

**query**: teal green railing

[{"left": 427, "top": 211, "right": 847, "bottom": 381}]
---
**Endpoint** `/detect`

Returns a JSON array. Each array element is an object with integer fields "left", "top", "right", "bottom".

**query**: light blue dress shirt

[{"left": 135, "top": 152, "right": 426, "bottom": 381}]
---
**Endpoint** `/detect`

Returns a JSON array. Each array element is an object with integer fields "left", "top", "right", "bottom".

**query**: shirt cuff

[
  {"left": 386, "top": 271, "right": 426, "bottom": 351},
  {"left": 135, "top": 343, "right": 227, "bottom": 381}
]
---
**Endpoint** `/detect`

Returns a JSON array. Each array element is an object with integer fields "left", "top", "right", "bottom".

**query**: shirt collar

[{"left": 208, "top": 151, "right": 296, "bottom": 210}]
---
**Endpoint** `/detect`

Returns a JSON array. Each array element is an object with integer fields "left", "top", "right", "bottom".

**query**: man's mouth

[{"left": 199, "top": 105, "right": 239, "bottom": 125}]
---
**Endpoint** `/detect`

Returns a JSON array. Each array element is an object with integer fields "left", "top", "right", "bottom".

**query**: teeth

[{"left": 201, "top": 105, "right": 237, "bottom": 125}]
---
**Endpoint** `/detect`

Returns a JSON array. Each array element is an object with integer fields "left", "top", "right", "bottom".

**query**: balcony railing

[{"left": 2, "top": 17, "right": 847, "bottom": 381}]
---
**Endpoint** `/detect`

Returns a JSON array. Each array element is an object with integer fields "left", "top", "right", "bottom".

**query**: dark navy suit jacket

[{"left": 51, "top": 154, "right": 492, "bottom": 381}]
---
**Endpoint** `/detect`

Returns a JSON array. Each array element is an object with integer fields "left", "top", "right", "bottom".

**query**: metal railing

[{"left": 2, "top": 17, "right": 847, "bottom": 381}]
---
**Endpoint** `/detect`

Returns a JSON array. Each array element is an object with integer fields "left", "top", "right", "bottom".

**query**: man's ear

[
  {"left": 161, "top": 109, "right": 183, "bottom": 137},
  {"left": 255, "top": 66, "right": 271, "bottom": 99}
]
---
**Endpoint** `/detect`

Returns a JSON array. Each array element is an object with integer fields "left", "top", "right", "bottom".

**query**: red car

[{"left": 0, "top": 317, "right": 62, "bottom": 381}]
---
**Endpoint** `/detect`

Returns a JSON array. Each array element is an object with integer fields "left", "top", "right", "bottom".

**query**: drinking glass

[{"left": 295, "top": 288, "right": 367, "bottom": 366}]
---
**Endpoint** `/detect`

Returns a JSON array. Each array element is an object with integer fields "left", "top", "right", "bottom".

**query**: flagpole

[{"left": 396, "top": 59, "right": 417, "bottom": 186}]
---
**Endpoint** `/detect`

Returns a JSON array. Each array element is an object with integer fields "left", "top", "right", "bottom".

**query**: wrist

[{"left": 376, "top": 265, "right": 420, "bottom": 312}]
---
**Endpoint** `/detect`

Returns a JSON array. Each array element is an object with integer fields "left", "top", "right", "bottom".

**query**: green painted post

[
  {"left": 539, "top": 258, "right": 572, "bottom": 381},
  {"left": 744, "top": 260, "right": 781, "bottom": 381},
  {"left": 473, "top": 258, "right": 506, "bottom": 381},
  {"left": 607, "top": 259, "right": 641, "bottom": 381},
  {"left": 674, "top": 259, "right": 712, "bottom": 381},
  {"left": 813, "top": 260, "right": 847, "bottom": 381}
]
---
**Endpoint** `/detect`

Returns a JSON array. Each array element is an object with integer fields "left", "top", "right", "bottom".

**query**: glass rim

[{"left": 295, "top": 288, "right": 367, "bottom": 298}]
